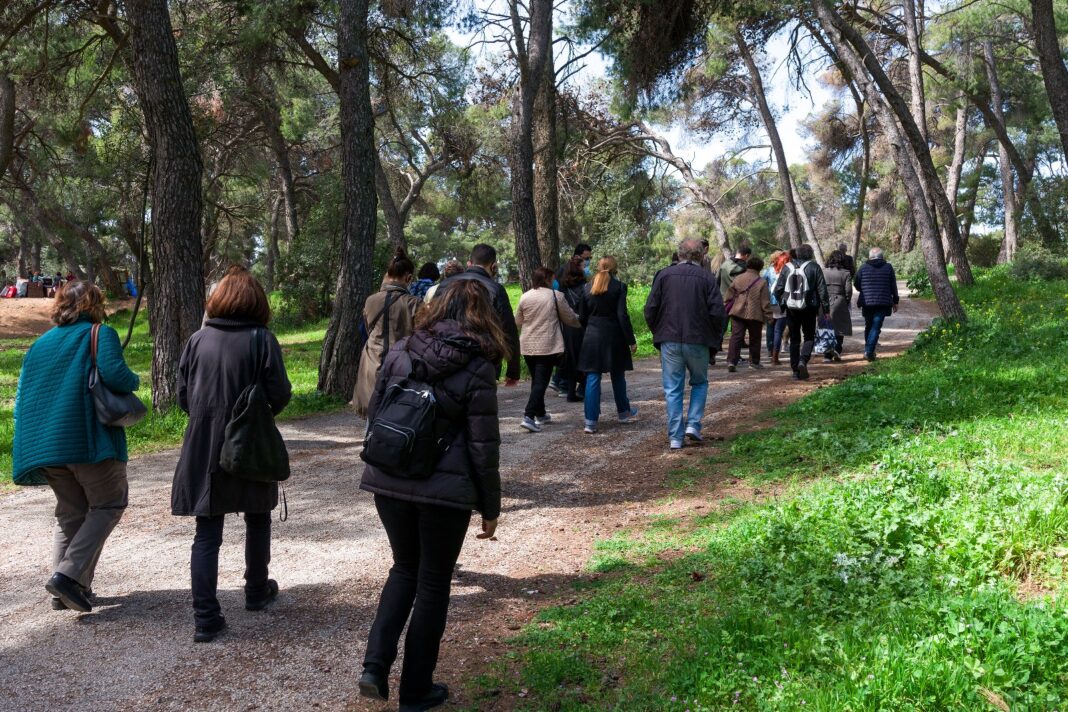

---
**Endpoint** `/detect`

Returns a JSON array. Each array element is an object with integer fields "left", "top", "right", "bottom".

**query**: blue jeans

[
  {"left": 659, "top": 343, "right": 710, "bottom": 443},
  {"left": 862, "top": 306, "right": 892, "bottom": 356},
  {"left": 766, "top": 317, "right": 787, "bottom": 354},
  {"left": 584, "top": 369, "right": 631, "bottom": 424}
]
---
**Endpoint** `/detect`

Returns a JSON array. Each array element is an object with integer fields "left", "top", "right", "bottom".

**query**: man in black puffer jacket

[
  {"left": 854, "top": 247, "right": 899, "bottom": 361},
  {"left": 359, "top": 304, "right": 501, "bottom": 711}
]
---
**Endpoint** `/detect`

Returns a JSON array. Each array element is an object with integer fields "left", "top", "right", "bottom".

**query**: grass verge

[{"left": 477, "top": 269, "right": 1068, "bottom": 710}]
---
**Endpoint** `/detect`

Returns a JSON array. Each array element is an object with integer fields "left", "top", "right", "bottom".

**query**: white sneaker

[
  {"left": 520, "top": 417, "right": 542, "bottom": 433},
  {"left": 535, "top": 414, "right": 552, "bottom": 426},
  {"left": 685, "top": 427, "right": 703, "bottom": 442},
  {"left": 584, "top": 422, "right": 598, "bottom": 434},
  {"left": 669, "top": 440, "right": 684, "bottom": 450}
]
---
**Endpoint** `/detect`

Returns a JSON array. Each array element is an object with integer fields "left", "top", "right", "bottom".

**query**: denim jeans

[
  {"left": 584, "top": 369, "right": 631, "bottom": 424},
  {"left": 765, "top": 317, "right": 787, "bottom": 355},
  {"left": 863, "top": 306, "right": 893, "bottom": 356},
  {"left": 659, "top": 342, "right": 709, "bottom": 443},
  {"left": 364, "top": 495, "right": 471, "bottom": 704},
  {"left": 191, "top": 512, "right": 271, "bottom": 627}
]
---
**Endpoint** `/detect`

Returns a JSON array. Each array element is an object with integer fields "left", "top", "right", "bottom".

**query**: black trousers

[
  {"left": 191, "top": 512, "right": 271, "bottom": 627},
  {"left": 785, "top": 306, "right": 818, "bottom": 371},
  {"left": 364, "top": 495, "right": 472, "bottom": 703},
  {"left": 523, "top": 354, "right": 557, "bottom": 419}
]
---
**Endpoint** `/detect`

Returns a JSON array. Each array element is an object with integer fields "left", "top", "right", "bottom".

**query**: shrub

[
  {"left": 967, "top": 234, "right": 1002, "bottom": 268},
  {"left": 1007, "top": 243, "right": 1068, "bottom": 282}
]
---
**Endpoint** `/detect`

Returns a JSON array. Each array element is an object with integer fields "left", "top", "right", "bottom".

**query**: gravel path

[{"left": 0, "top": 289, "right": 936, "bottom": 711}]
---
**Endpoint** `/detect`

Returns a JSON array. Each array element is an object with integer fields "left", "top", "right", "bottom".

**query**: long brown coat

[
  {"left": 352, "top": 284, "right": 423, "bottom": 415},
  {"left": 822, "top": 266, "right": 853, "bottom": 335},
  {"left": 725, "top": 269, "right": 774, "bottom": 323}
]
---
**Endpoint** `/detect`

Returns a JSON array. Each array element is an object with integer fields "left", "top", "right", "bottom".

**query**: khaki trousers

[{"left": 43, "top": 460, "right": 128, "bottom": 588}]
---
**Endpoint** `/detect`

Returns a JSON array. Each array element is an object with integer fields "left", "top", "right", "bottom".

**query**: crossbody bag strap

[
  {"left": 380, "top": 291, "right": 396, "bottom": 362},
  {"left": 90, "top": 323, "right": 100, "bottom": 368}
]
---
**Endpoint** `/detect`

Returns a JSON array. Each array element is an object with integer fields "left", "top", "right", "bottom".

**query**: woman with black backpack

[
  {"left": 358, "top": 279, "right": 506, "bottom": 711},
  {"left": 171, "top": 266, "right": 292, "bottom": 643}
]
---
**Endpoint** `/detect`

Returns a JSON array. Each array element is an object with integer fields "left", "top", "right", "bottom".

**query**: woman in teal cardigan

[{"left": 14, "top": 280, "right": 140, "bottom": 613}]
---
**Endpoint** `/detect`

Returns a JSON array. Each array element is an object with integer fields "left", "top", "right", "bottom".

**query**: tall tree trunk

[
  {"left": 319, "top": 0, "right": 376, "bottom": 399},
  {"left": 533, "top": 46, "right": 560, "bottom": 270},
  {"left": 509, "top": 0, "right": 552, "bottom": 288},
  {"left": 1032, "top": 0, "right": 1068, "bottom": 162},
  {"left": 375, "top": 157, "right": 407, "bottom": 251},
  {"left": 790, "top": 174, "right": 826, "bottom": 265},
  {"left": 812, "top": 0, "right": 965, "bottom": 320},
  {"left": 982, "top": 41, "right": 1019, "bottom": 263},
  {"left": 960, "top": 148, "right": 988, "bottom": 245},
  {"left": 32, "top": 241, "right": 41, "bottom": 273},
  {"left": 903, "top": 0, "right": 928, "bottom": 143},
  {"left": 850, "top": 87, "right": 870, "bottom": 260},
  {"left": 17, "top": 226, "right": 28, "bottom": 278},
  {"left": 899, "top": 207, "right": 917, "bottom": 253},
  {"left": 260, "top": 92, "right": 299, "bottom": 247},
  {"left": 0, "top": 75, "right": 14, "bottom": 176},
  {"left": 126, "top": 0, "right": 205, "bottom": 409},
  {"left": 265, "top": 193, "right": 282, "bottom": 293},
  {"left": 945, "top": 93, "right": 968, "bottom": 215},
  {"left": 819, "top": 2, "right": 973, "bottom": 287},
  {"left": 736, "top": 32, "right": 803, "bottom": 249}
]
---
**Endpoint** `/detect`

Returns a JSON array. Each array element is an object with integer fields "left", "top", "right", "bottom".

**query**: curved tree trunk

[
  {"left": 126, "top": 0, "right": 206, "bottom": 409},
  {"left": 790, "top": 174, "right": 826, "bottom": 265},
  {"left": 849, "top": 86, "right": 870, "bottom": 260},
  {"left": 945, "top": 93, "right": 968, "bottom": 216},
  {"left": 375, "top": 156, "right": 407, "bottom": 251},
  {"left": 319, "top": 0, "right": 377, "bottom": 399},
  {"left": 1032, "top": 0, "right": 1068, "bottom": 162},
  {"left": 736, "top": 32, "right": 802, "bottom": 249},
  {"left": 533, "top": 46, "right": 560, "bottom": 270},
  {"left": 983, "top": 41, "right": 1019, "bottom": 263}
]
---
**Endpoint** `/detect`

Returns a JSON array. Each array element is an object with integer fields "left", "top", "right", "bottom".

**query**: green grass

[
  {"left": 477, "top": 268, "right": 1068, "bottom": 711},
  {"left": 0, "top": 311, "right": 346, "bottom": 485}
]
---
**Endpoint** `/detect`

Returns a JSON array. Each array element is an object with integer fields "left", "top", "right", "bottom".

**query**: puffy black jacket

[
  {"left": 359, "top": 320, "right": 502, "bottom": 520},
  {"left": 644, "top": 261, "right": 725, "bottom": 349},
  {"left": 441, "top": 266, "right": 520, "bottom": 381},
  {"left": 854, "top": 258, "right": 899, "bottom": 308}
]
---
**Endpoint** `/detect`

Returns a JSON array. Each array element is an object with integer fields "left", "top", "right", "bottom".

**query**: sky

[{"left": 449, "top": 2, "right": 838, "bottom": 171}]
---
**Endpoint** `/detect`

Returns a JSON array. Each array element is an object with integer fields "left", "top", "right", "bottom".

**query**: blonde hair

[
  {"left": 590, "top": 256, "right": 617, "bottom": 296},
  {"left": 51, "top": 280, "right": 106, "bottom": 326}
]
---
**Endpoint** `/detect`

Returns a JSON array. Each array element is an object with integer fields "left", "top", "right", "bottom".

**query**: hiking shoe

[
  {"left": 792, "top": 372, "right": 801, "bottom": 380},
  {"left": 399, "top": 683, "right": 449, "bottom": 711},
  {"left": 50, "top": 587, "right": 93, "bottom": 611},
  {"left": 246, "top": 579, "right": 279, "bottom": 611},
  {"left": 727, "top": 362, "right": 737, "bottom": 373},
  {"left": 359, "top": 666, "right": 389, "bottom": 701},
  {"left": 584, "top": 422, "right": 598, "bottom": 434},
  {"left": 193, "top": 617, "right": 227, "bottom": 643},
  {"left": 670, "top": 440, "right": 684, "bottom": 450},
  {"left": 566, "top": 395, "right": 583, "bottom": 403},
  {"left": 749, "top": 362, "right": 764, "bottom": 370},
  {"left": 832, "top": 351, "right": 842, "bottom": 362},
  {"left": 864, "top": 353, "right": 876, "bottom": 362},
  {"left": 618, "top": 407, "right": 639, "bottom": 423},
  {"left": 535, "top": 414, "right": 552, "bottom": 426},
  {"left": 45, "top": 573, "right": 91, "bottom": 613},
  {"left": 685, "top": 427, "right": 703, "bottom": 442},
  {"left": 797, "top": 361, "right": 809, "bottom": 380},
  {"left": 521, "top": 416, "right": 542, "bottom": 433},
  {"left": 548, "top": 382, "right": 561, "bottom": 394}
]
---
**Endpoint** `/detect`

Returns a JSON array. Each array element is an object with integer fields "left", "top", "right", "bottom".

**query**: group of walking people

[{"left": 13, "top": 237, "right": 901, "bottom": 712}]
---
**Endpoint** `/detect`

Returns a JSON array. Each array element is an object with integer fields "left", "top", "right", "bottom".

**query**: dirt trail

[
  {"left": 0, "top": 289, "right": 937, "bottom": 712},
  {"left": 0, "top": 297, "right": 139, "bottom": 340}
]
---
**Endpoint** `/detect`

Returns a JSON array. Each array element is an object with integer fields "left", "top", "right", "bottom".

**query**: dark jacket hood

[
  {"left": 867, "top": 258, "right": 888, "bottom": 268},
  {"left": 405, "top": 320, "right": 480, "bottom": 380}
]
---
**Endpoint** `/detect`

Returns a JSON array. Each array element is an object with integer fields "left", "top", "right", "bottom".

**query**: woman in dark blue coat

[{"left": 576, "top": 256, "right": 638, "bottom": 433}]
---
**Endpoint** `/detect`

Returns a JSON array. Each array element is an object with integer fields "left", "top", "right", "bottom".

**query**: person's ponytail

[
  {"left": 385, "top": 246, "right": 415, "bottom": 279},
  {"left": 590, "top": 256, "right": 617, "bottom": 296}
]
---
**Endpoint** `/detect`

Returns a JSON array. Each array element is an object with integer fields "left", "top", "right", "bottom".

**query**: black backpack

[{"left": 360, "top": 352, "right": 457, "bottom": 479}]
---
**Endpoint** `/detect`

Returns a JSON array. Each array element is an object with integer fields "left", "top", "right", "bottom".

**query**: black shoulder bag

[
  {"left": 88, "top": 324, "right": 147, "bottom": 428},
  {"left": 219, "top": 328, "right": 290, "bottom": 483}
]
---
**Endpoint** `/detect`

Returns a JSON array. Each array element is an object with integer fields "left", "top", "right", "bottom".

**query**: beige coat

[
  {"left": 352, "top": 284, "right": 423, "bottom": 415},
  {"left": 725, "top": 269, "right": 774, "bottom": 323},
  {"left": 515, "top": 287, "right": 580, "bottom": 356}
]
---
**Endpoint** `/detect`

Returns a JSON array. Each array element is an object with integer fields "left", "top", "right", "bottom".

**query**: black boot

[
  {"left": 359, "top": 664, "right": 389, "bottom": 701},
  {"left": 400, "top": 683, "right": 449, "bottom": 711},
  {"left": 45, "top": 573, "right": 92, "bottom": 613}
]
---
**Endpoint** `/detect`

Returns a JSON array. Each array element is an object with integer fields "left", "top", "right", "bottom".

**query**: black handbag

[
  {"left": 88, "top": 324, "right": 147, "bottom": 428},
  {"left": 218, "top": 328, "right": 290, "bottom": 483}
]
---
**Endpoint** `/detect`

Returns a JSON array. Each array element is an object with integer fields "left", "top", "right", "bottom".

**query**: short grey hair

[
  {"left": 869, "top": 247, "right": 884, "bottom": 259},
  {"left": 677, "top": 238, "right": 704, "bottom": 262},
  {"left": 838, "top": 242, "right": 848, "bottom": 252}
]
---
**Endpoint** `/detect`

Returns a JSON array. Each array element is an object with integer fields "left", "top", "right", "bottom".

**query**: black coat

[
  {"left": 559, "top": 282, "right": 586, "bottom": 376},
  {"left": 643, "top": 261, "right": 725, "bottom": 349},
  {"left": 172, "top": 319, "right": 292, "bottom": 516},
  {"left": 440, "top": 266, "right": 521, "bottom": 381},
  {"left": 577, "top": 278, "right": 635, "bottom": 374},
  {"left": 360, "top": 320, "right": 502, "bottom": 520}
]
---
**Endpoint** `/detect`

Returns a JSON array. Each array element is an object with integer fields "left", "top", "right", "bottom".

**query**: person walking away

[
  {"left": 410, "top": 262, "right": 440, "bottom": 300},
  {"left": 515, "top": 267, "right": 580, "bottom": 432},
  {"left": 725, "top": 256, "right": 773, "bottom": 372},
  {"left": 353, "top": 248, "right": 424, "bottom": 416},
  {"left": 358, "top": 279, "right": 505, "bottom": 711},
  {"left": 643, "top": 239, "right": 725, "bottom": 450},
  {"left": 13, "top": 281, "right": 139, "bottom": 613},
  {"left": 439, "top": 244, "right": 521, "bottom": 387},
  {"left": 716, "top": 244, "right": 752, "bottom": 361},
  {"left": 578, "top": 256, "right": 638, "bottom": 434},
  {"left": 837, "top": 242, "right": 857, "bottom": 278},
  {"left": 854, "top": 247, "right": 899, "bottom": 361},
  {"left": 773, "top": 244, "right": 829, "bottom": 380},
  {"left": 762, "top": 250, "right": 790, "bottom": 365},
  {"left": 425, "top": 260, "right": 462, "bottom": 303},
  {"left": 821, "top": 250, "right": 854, "bottom": 362},
  {"left": 550, "top": 244, "right": 592, "bottom": 392},
  {"left": 556, "top": 256, "right": 588, "bottom": 402},
  {"left": 171, "top": 267, "right": 292, "bottom": 642}
]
